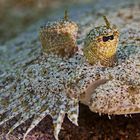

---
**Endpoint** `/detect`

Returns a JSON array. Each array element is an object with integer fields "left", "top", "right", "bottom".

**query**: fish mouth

[
  {"left": 88, "top": 84, "right": 140, "bottom": 115},
  {"left": 80, "top": 79, "right": 140, "bottom": 115}
]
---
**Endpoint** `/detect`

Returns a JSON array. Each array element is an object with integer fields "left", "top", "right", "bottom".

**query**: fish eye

[
  {"left": 102, "top": 36, "right": 109, "bottom": 42},
  {"left": 108, "top": 35, "right": 114, "bottom": 40}
]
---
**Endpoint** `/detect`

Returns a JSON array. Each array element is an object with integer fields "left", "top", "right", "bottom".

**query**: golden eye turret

[
  {"left": 40, "top": 10, "right": 78, "bottom": 57},
  {"left": 83, "top": 16, "right": 119, "bottom": 67}
]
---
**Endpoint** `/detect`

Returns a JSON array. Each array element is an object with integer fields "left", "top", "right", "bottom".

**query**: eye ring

[{"left": 97, "top": 38, "right": 102, "bottom": 42}]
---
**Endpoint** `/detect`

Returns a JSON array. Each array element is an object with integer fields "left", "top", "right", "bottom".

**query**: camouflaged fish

[{"left": 0, "top": 11, "right": 140, "bottom": 140}]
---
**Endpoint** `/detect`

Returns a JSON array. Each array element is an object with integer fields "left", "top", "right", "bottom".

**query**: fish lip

[
  {"left": 89, "top": 105, "right": 140, "bottom": 115},
  {"left": 80, "top": 79, "right": 108, "bottom": 106},
  {"left": 89, "top": 101, "right": 140, "bottom": 115}
]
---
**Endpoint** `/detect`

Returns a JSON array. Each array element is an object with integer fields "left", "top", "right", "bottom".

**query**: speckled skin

[{"left": 0, "top": 14, "right": 140, "bottom": 140}]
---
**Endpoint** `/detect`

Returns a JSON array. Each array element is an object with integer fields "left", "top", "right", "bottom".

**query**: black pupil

[
  {"left": 103, "top": 35, "right": 114, "bottom": 42},
  {"left": 103, "top": 36, "right": 108, "bottom": 42},
  {"left": 109, "top": 35, "right": 114, "bottom": 40}
]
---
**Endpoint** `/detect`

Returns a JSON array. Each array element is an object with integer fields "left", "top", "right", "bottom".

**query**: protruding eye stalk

[
  {"left": 40, "top": 10, "right": 78, "bottom": 58},
  {"left": 83, "top": 16, "right": 119, "bottom": 67}
]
